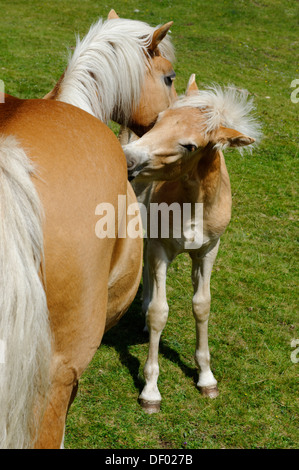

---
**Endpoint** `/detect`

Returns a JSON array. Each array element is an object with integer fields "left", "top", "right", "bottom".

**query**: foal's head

[{"left": 124, "top": 75, "right": 261, "bottom": 181}]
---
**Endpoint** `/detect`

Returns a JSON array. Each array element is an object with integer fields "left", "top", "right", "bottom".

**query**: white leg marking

[
  {"left": 139, "top": 243, "right": 169, "bottom": 406},
  {"left": 60, "top": 426, "right": 65, "bottom": 449},
  {"left": 191, "top": 241, "right": 220, "bottom": 392}
]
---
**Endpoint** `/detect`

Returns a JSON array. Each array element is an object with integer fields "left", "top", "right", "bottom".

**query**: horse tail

[{"left": 0, "top": 135, "right": 51, "bottom": 448}]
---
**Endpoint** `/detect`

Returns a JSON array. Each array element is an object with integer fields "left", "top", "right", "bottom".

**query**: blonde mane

[
  {"left": 173, "top": 85, "right": 262, "bottom": 148},
  {"left": 56, "top": 17, "right": 175, "bottom": 124}
]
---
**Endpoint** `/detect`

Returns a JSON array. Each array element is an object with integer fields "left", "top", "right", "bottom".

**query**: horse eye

[
  {"left": 164, "top": 76, "right": 173, "bottom": 87},
  {"left": 164, "top": 72, "right": 176, "bottom": 87},
  {"left": 181, "top": 144, "right": 198, "bottom": 152}
]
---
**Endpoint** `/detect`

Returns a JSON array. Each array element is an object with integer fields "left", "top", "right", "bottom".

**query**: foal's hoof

[
  {"left": 200, "top": 385, "right": 219, "bottom": 399},
  {"left": 139, "top": 398, "right": 161, "bottom": 414}
]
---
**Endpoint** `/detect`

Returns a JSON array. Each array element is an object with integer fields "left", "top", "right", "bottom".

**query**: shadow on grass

[{"left": 102, "top": 285, "right": 197, "bottom": 397}]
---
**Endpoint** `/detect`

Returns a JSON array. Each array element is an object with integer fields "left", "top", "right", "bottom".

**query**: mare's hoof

[
  {"left": 200, "top": 385, "right": 219, "bottom": 399},
  {"left": 139, "top": 398, "right": 161, "bottom": 414}
]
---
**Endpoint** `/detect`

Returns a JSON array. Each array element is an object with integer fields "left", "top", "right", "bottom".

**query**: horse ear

[
  {"left": 149, "top": 21, "right": 173, "bottom": 53},
  {"left": 214, "top": 126, "right": 255, "bottom": 148},
  {"left": 108, "top": 9, "right": 119, "bottom": 19},
  {"left": 186, "top": 74, "right": 198, "bottom": 96}
]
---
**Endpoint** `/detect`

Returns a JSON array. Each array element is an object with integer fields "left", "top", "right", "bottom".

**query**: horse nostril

[{"left": 127, "top": 160, "right": 135, "bottom": 169}]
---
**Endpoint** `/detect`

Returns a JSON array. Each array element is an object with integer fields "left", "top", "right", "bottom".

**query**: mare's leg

[
  {"left": 139, "top": 241, "right": 169, "bottom": 413},
  {"left": 35, "top": 296, "right": 108, "bottom": 448},
  {"left": 34, "top": 354, "right": 79, "bottom": 449},
  {"left": 190, "top": 241, "right": 220, "bottom": 398}
]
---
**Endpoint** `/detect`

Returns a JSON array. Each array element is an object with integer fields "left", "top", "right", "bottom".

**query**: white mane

[
  {"left": 173, "top": 85, "right": 262, "bottom": 147},
  {"left": 57, "top": 17, "right": 175, "bottom": 124}
]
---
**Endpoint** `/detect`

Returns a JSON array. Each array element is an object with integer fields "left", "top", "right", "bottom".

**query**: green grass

[{"left": 1, "top": 0, "right": 298, "bottom": 449}]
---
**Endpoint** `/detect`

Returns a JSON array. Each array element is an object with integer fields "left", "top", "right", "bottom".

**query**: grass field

[{"left": 1, "top": 0, "right": 298, "bottom": 449}]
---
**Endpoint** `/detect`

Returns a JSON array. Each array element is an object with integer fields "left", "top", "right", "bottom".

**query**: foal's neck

[{"left": 181, "top": 146, "right": 222, "bottom": 204}]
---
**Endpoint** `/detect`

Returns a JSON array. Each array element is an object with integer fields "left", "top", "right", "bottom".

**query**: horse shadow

[{"left": 102, "top": 285, "right": 197, "bottom": 395}]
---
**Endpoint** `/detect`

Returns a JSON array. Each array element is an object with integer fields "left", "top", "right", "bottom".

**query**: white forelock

[{"left": 172, "top": 85, "right": 262, "bottom": 148}]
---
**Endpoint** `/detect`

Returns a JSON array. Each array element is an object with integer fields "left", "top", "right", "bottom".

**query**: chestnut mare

[
  {"left": 44, "top": 10, "right": 177, "bottom": 137},
  {"left": 0, "top": 15, "right": 175, "bottom": 448},
  {"left": 123, "top": 76, "right": 261, "bottom": 413}
]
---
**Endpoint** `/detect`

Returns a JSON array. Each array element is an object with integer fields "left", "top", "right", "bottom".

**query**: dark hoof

[
  {"left": 200, "top": 385, "right": 219, "bottom": 398},
  {"left": 139, "top": 398, "right": 161, "bottom": 414}
]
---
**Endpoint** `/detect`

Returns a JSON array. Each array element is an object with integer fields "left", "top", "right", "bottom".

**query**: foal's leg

[
  {"left": 141, "top": 240, "right": 152, "bottom": 332},
  {"left": 190, "top": 240, "right": 220, "bottom": 398},
  {"left": 139, "top": 241, "right": 169, "bottom": 413}
]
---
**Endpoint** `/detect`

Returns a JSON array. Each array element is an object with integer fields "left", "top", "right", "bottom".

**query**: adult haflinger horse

[
  {"left": 0, "top": 15, "right": 175, "bottom": 449},
  {"left": 123, "top": 76, "right": 261, "bottom": 413},
  {"left": 44, "top": 10, "right": 177, "bottom": 136}
]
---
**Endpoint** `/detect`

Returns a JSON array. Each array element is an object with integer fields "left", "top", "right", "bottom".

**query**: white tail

[{"left": 0, "top": 135, "right": 51, "bottom": 448}]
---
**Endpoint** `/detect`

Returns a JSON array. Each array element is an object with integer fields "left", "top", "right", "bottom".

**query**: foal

[{"left": 124, "top": 76, "right": 261, "bottom": 412}]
